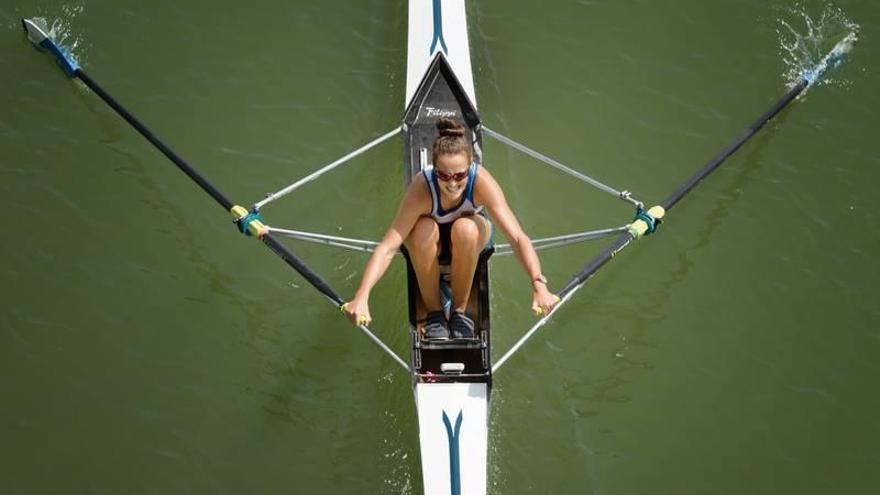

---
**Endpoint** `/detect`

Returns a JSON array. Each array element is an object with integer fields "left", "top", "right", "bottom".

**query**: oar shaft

[
  {"left": 75, "top": 69, "right": 235, "bottom": 211},
  {"left": 662, "top": 79, "right": 808, "bottom": 211},
  {"left": 261, "top": 233, "right": 344, "bottom": 306},
  {"left": 263, "top": 232, "right": 409, "bottom": 370},
  {"left": 557, "top": 80, "right": 808, "bottom": 299},
  {"left": 488, "top": 80, "right": 814, "bottom": 373},
  {"left": 76, "top": 69, "right": 349, "bottom": 315},
  {"left": 557, "top": 233, "right": 632, "bottom": 297}
]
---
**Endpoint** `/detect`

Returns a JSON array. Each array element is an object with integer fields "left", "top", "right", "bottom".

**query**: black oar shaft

[
  {"left": 557, "top": 233, "right": 632, "bottom": 297},
  {"left": 75, "top": 69, "right": 235, "bottom": 211},
  {"left": 74, "top": 69, "right": 346, "bottom": 308},
  {"left": 661, "top": 79, "right": 808, "bottom": 211},
  {"left": 558, "top": 79, "right": 809, "bottom": 299},
  {"left": 262, "top": 233, "right": 344, "bottom": 306}
]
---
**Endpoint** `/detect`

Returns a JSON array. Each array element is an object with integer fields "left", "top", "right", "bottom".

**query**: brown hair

[{"left": 431, "top": 117, "right": 472, "bottom": 163}]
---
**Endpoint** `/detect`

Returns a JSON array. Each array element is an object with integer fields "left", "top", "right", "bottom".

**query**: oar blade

[
  {"left": 21, "top": 17, "right": 79, "bottom": 77},
  {"left": 803, "top": 31, "right": 859, "bottom": 87},
  {"left": 21, "top": 18, "right": 47, "bottom": 44}
]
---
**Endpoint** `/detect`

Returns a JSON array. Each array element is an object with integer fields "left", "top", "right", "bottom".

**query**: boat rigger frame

[{"left": 22, "top": 7, "right": 857, "bottom": 495}]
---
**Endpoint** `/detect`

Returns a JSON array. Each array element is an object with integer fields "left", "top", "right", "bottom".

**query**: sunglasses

[{"left": 436, "top": 170, "right": 469, "bottom": 182}]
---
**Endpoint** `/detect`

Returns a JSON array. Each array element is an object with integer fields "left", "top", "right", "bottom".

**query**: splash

[
  {"left": 381, "top": 407, "right": 414, "bottom": 494},
  {"left": 776, "top": 3, "right": 859, "bottom": 88},
  {"left": 28, "top": 3, "right": 89, "bottom": 64}
]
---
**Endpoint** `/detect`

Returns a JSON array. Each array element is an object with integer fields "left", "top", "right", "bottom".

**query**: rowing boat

[
  {"left": 403, "top": 2, "right": 491, "bottom": 493},
  {"left": 21, "top": 6, "right": 857, "bottom": 495}
]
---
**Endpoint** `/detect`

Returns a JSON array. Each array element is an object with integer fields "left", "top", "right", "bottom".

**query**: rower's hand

[
  {"left": 532, "top": 284, "right": 560, "bottom": 317},
  {"left": 341, "top": 296, "right": 372, "bottom": 327}
]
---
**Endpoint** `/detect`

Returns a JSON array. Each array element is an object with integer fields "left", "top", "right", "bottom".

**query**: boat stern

[{"left": 415, "top": 382, "right": 489, "bottom": 495}]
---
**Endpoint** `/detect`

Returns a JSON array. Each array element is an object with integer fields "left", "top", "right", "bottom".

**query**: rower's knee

[
  {"left": 406, "top": 217, "right": 440, "bottom": 253},
  {"left": 451, "top": 217, "right": 480, "bottom": 251}
]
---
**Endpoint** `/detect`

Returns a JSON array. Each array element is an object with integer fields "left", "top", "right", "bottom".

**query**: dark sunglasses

[{"left": 436, "top": 170, "right": 469, "bottom": 182}]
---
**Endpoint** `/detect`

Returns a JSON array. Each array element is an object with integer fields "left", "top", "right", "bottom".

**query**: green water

[{"left": 2, "top": 1, "right": 878, "bottom": 493}]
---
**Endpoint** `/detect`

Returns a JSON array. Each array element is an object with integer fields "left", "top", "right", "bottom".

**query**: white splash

[
  {"left": 29, "top": 3, "right": 89, "bottom": 63},
  {"left": 776, "top": 3, "right": 859, "bottom": 88},
  {"left": 802, "top": 31, "right": 858, "bottom": 86}
]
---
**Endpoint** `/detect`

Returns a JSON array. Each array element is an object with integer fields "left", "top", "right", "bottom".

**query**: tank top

[{"left": 423, "top": 162, "right": 483, "bottom": 224}]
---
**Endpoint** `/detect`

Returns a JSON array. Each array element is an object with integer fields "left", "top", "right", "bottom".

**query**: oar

[
  {"left": 493, "top": 31, "right": 858, "bottom": 373},
  {"left": 557, "top": 30, "right": 858, "bottom": 300},
  {"left": 21, "top": 18, "right": 410, "bottom": 371}
]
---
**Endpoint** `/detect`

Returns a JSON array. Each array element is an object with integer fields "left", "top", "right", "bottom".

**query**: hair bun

[{"left": 436, "top": 117, "right": 466, "bottom": 138}]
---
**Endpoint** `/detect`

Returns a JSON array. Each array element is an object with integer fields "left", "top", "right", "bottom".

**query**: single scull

[{"left": 21, "top": 4, "right": 857, "bottom": 494}]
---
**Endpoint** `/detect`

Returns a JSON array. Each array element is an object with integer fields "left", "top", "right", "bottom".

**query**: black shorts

[{"left": 437, "top": 213, "right": 494, "bottom": 266}]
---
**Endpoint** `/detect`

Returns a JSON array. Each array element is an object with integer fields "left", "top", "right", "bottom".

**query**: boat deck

[{"left": 402, "top": 53, "right": 493, "bottom": 385}]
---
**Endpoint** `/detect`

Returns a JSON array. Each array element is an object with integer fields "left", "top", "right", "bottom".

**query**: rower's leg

[
  {"left": 404, "top": 217, "right": 442, "bottom": 312},
  {"left": 449, "top": 215, "right": 491, "bottom": 313}
]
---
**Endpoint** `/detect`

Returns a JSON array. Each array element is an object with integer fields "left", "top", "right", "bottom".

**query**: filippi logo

[{"left": 425, "top": 107, "right": 457, "bottom": 118}]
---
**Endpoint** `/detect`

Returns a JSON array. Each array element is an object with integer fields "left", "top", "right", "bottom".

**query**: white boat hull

[
  {"left": 415, "top": 383, "right": 488, "bottom": 495},
  {"left": 406, "top": 0, "right": 477, "bottom": 108},
  {"left": 406, "top": 2, "right": 490, "bottom": 494}
]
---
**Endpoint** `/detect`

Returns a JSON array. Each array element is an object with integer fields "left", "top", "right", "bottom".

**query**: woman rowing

[{"left": 343, "top": 118, "right": 559, "bottom": 339}]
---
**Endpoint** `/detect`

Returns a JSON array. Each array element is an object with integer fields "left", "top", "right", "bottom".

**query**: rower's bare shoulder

[
  {"left": 401, "top": 173, "right": 432, "bottom": 210},
  {"left": 407, "top": 172, "right": 431, "bottom": 197},
  {"left": 473, "top": 166, "right": 504, "bottom": 204},
  {"left": 411, "top": 170, "right": 429, "bottom": 184}
]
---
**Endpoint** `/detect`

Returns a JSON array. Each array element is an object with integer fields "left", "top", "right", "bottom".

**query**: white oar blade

[
  {"left": 804, "top": 31, "right": 859, "bottom": 86},
  {"left": 22, "top": 18, "right": 49, "bottom": 44},
  {"left": 21, "top": 17, "right": 79, "bottom": 77}
]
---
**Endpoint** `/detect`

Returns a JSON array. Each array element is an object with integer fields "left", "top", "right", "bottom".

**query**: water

[
  {"left": 2, "top": 1, "right": 878, "bottom": 494},
  {"left": 777, "top": 3, "right": 860, "bottom": 86}
]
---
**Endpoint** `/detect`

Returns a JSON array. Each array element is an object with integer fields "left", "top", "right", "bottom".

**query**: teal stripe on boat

[
  {"left": 442, "top": 410, "right": 463, "bottom": 495},
  {"left": 430, "top": 0, "right": 448, "bottom": 55}
]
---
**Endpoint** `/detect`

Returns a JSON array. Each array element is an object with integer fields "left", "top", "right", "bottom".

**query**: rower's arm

[
  {"left": 477, "top": 171, "right": 543, "bottom": 281},
  {"left": 477, "top": 170, "right": 559, "bottom": 315},
  {"left": 353, "top": 179, "right": 427, "bottom": 300}
]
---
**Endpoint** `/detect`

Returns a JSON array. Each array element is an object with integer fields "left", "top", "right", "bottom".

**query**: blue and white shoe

[
  {"left": 449, "top": 311, "right": 475, "bottom": 340},
  {"left": 423, "top": 311, "right": 450, "bottom": 340}
]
